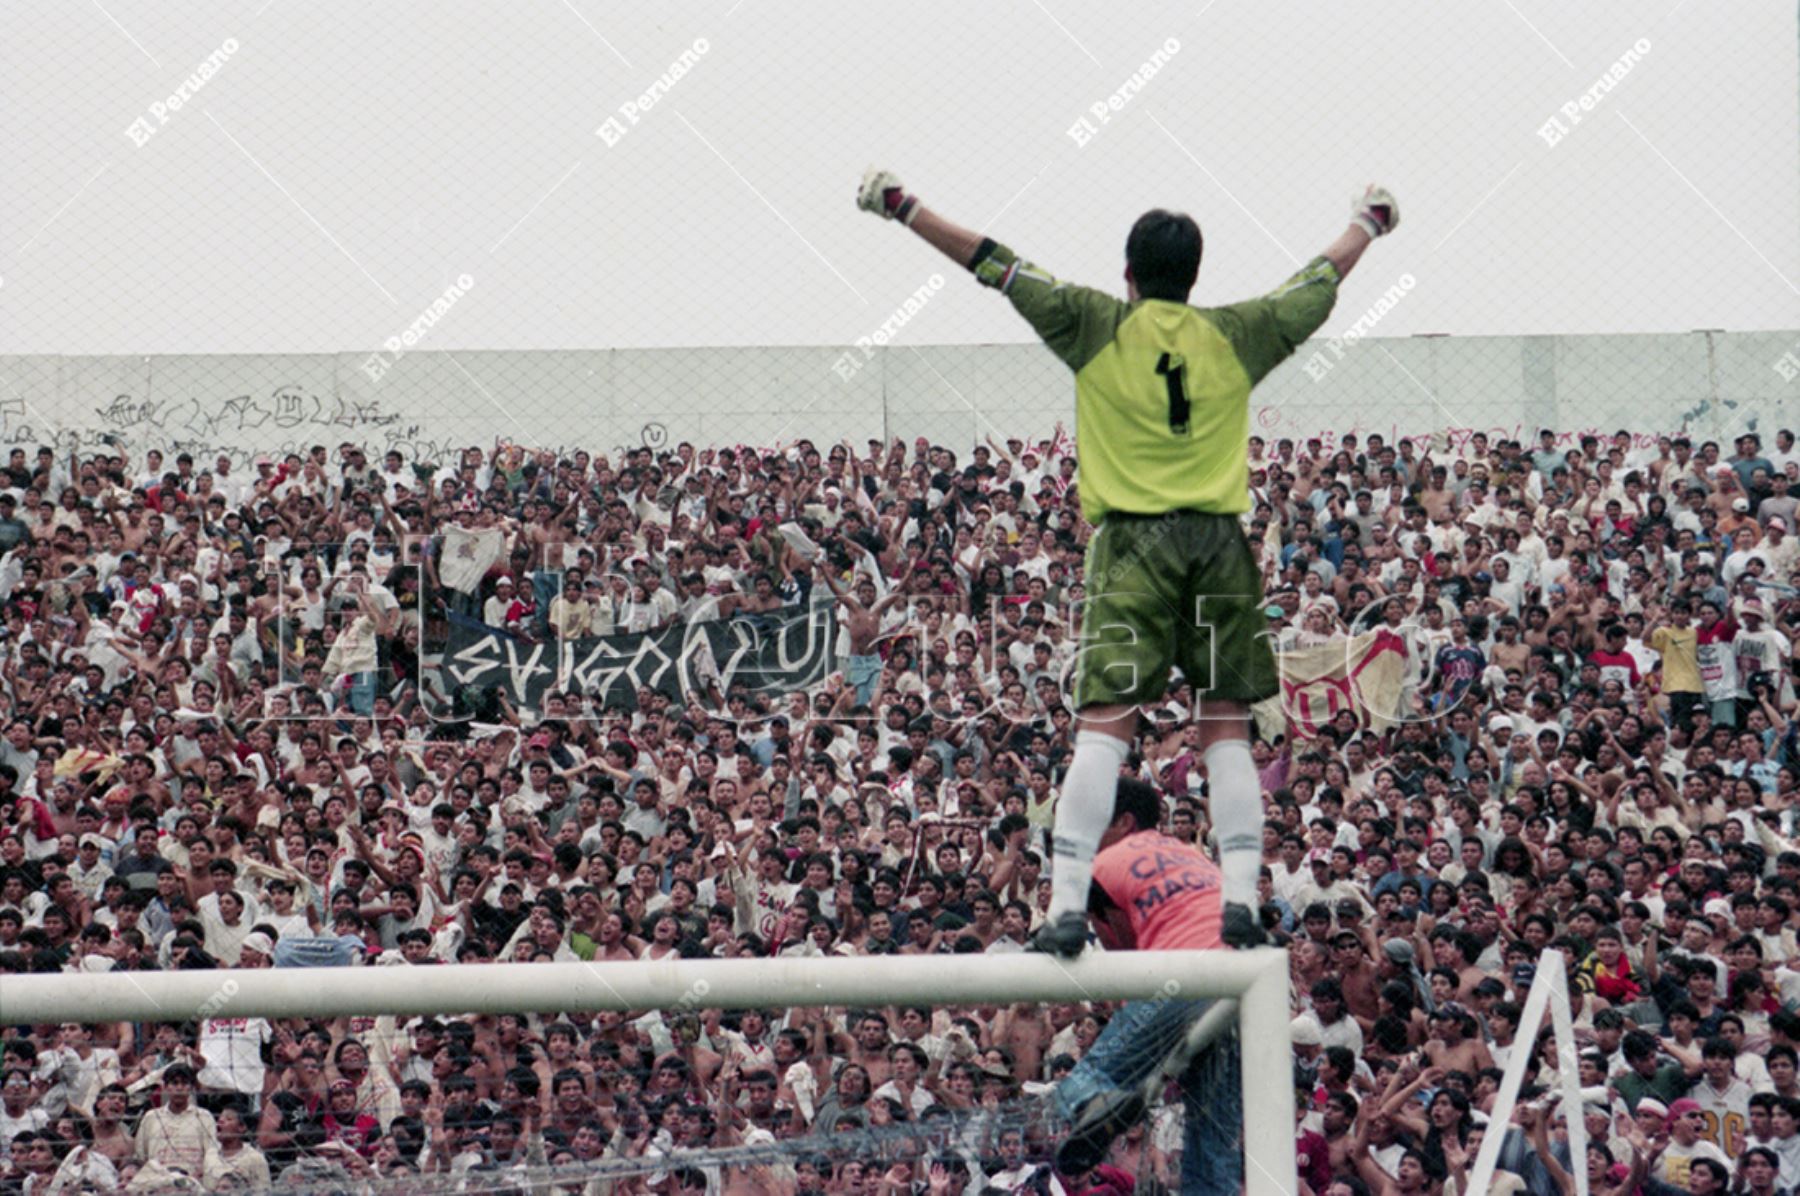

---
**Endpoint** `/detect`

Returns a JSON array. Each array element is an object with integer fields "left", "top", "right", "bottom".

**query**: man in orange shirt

[{"left": 1051, "top": 779, "right": 1242, "bottom": 1191}]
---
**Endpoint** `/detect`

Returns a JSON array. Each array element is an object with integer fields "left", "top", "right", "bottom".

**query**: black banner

[{"left": 441, "top": 607, "right": 836, "bottom": 711}]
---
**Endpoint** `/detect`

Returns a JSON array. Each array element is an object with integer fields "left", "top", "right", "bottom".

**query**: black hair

[
  {"left": 1112, "top": 778, "right": 1164, "bottom": 832},
  {"left": 1125, "top": 209, "right": 1202, "bottom": 301},
  {"left": 1689, "top": 1158, "right": 1729, "bottom": 1185}
]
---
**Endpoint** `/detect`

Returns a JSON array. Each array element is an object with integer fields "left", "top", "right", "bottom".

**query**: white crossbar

[{"left": 1, "top": 949, "right": 1296, "bottom": 1194}]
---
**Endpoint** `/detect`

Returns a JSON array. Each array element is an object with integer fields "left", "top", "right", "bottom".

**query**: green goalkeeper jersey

[{"left": 973, "top": 243, "right": 1340, "bottom": 524}]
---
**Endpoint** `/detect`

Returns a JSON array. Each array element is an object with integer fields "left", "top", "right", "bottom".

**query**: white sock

[
  {"left": 1204, "top": 739, "right": 1263, "bottom": 907},
  {"left": 1048, "top": 731, "right": 1129, "bottom": 919}
]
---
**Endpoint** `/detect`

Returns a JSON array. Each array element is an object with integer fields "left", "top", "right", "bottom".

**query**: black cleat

[
  {"left": 1056, "top": 1089, "right": 1147, "bottom": 1174},
  {"left": 1030, "top": 911, "right": 1089, "bottom": 958},
  {"left": 1221, "top": 902, "right": 1266, "bottom": 948}
]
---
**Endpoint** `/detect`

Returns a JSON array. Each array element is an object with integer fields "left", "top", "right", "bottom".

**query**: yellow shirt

[
  {"left": 973, "top": 244, "right": 1340, "bottom": 524},
  {"left": 1649, "top": 625, "right": 1701, "bottom": 693}
]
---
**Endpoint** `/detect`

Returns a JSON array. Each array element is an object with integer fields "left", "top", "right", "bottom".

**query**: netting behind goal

[{"left": 0, "top": 952, "right": 1293, "bottom": 1196}]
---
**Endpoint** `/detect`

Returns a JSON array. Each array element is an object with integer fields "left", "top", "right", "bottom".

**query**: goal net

[{"left": 0, "top": 951, "right": 1294, "bottom": 1195}]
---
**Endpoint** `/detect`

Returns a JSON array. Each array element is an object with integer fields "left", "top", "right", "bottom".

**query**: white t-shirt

[
  {"left": 133, "top": 1104, "right": 218, "bottom": 1176},
  {"left": 197, "top": 1017, "right": 272, "bottom": 1095},
  {"left": 1656, "top": 1136, "right": 1733, "bottom": 1188},
  {"left": 1691, "top": 1075, "right": 1753, "bottom": 1159},
  {"left": 1318, "top": 1015, "right": 1365, "bottom": 1056},
  {"left": 439, "top": 526, "right": 508, "bottom": 595},
  {"left": 0, "top": 1105, "right": 49, "bottom": 1156},
  {"left": 1734, "top": 627, "right": 1792, "bottom": 693},
  {"left": 871, "top": 1080, "right": 937, "bottom": 1116},
  {"left": 54, "top": 1047, "right": 120, "bottom": 1116}
]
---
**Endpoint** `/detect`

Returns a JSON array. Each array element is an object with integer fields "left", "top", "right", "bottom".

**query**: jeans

[
  {"left": 346, "top": 670, "right": 377, "bottom": 715},
  {"left": 846, "top": 652, "right": 882, "bottom": 705},
  {"left": 1054, "top": 996, "right": 1244, "bottom": 1193}
]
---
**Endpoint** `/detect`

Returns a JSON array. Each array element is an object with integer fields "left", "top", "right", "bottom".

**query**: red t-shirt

[
  {"left": 1091, "top": 830, "right": 1223, "bottom": 951},
  {"left": 1586, "top": 648, "right": 1642, "bottom": 687}
]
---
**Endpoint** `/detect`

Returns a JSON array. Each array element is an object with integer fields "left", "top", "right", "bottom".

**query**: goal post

[
  {"left": 1465, "top": 946, "right": 1589, "bottom": 1196},
  {"left": 0, "top": 948, "right": 1297, "bottom": 1194}
]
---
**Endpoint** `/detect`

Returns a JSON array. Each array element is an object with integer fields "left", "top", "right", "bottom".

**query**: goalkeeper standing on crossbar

[{"left": 857, "top": 169, "right": 1400, "bottom": 952}]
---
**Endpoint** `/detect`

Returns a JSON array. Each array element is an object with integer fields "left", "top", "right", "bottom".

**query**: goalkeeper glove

[
  {"left": 857, "top": 166, "right": 920, "bottom": 225},
  {"left": 1350, "top": 184, "right": 1400, "bottom": 238}
]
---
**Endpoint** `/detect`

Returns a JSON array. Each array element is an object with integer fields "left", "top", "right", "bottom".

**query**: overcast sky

[{"left": 4, "top": 0, "right": 1797, "bottom": 356}]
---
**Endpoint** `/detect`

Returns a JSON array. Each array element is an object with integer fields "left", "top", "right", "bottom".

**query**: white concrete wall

[{"left": 5, "top": 329, "right": 1794, "bottom": 471}]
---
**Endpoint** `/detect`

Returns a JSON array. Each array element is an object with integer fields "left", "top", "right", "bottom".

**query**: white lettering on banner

[
  {"left": 569, "top": 636, "right": 678, "bottom": 699},
  {"left": 446, "top": 634, "right": 503, "bottom": 685},
  {"left": 503, "top": 639, "right": 552, "bottom": 698},
  {"left": 444, "top": 609, "right": 835, "bottom": 720}
]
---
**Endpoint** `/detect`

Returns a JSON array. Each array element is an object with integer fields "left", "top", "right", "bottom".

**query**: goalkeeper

[{"left": 857, "top": 168, "right": 1399, "bottom": 951}]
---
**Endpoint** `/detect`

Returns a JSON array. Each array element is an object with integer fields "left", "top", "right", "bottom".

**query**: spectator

[{"left": 0, "top": 427, "right": 1793, "bottom": 1191}]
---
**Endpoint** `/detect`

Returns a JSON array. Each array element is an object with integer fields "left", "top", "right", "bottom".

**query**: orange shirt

[{"left": 1091, "top": 830, "right": 1223, "bottom": 951}]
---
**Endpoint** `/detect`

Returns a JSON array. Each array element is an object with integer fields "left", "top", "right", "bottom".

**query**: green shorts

[{"left": 1072, "top": 510, "right": 1276, "bottom": 708}]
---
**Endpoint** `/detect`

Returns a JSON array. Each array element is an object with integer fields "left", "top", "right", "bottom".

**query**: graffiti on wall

[
  {"left": 5, "top": 383, "right": 674, "bottom": 471},
  {"left": 1250, "top": 405, "right": 1702, "bottom": 454}
]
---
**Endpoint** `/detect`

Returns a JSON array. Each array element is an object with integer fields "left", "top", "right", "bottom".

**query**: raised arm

[
  {"left": 823, "top": 565, "right": 882, "bottom": 620},
  {"left": 858, "top": 169, "right": 1397, "bottom": 285},
  {"left": 1320, "top": 188, "right": 1399, "bottom": 278},
  {"left": 1522, "top": 1103, "right": 1578, "bottom": 1196},
  {"left": 856, "top": 171, "right": 985, "bottom": 268}
]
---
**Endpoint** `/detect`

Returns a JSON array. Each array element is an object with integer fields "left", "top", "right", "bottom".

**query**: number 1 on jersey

[{"left": 1156, "top": 352, "right": 1190, "bottom": 436}]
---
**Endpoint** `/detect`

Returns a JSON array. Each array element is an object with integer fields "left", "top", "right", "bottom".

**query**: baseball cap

[
  {"left": 1289, "top": 1015, "right": 1324, "bottom": 1046},
  {"left": 1488, "top": 714, "right": 1514, "bottom": 732},
  {"left": 1733, "top": 497, "right": 1751, "bottom": 512},
  {"left": 1381, "top": 939, "right": 1416, "bottom": 966}
]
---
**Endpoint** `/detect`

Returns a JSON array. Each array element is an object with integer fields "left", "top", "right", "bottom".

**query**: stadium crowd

[{"left": 0, "top": 423, "right": 1798, "bottom": 1195}]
